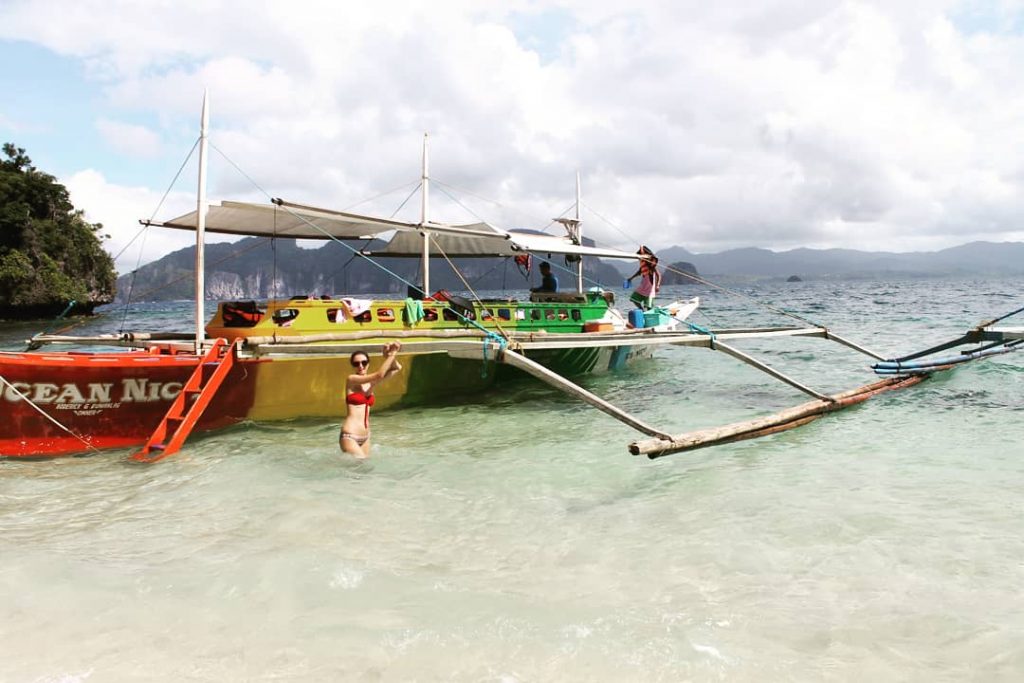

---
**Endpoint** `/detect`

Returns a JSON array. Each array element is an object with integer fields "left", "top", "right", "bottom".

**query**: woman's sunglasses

[{"left": 352, "top": 359, "right": 369, "bottom": 368}]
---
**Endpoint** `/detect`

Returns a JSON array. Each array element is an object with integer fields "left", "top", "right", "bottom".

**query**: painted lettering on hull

[
  {"left": 0, "top": 358, "right": 259, "bottom": 458},
  {"left": 3, "top": 380, "right": 183, "bottom": 412}
]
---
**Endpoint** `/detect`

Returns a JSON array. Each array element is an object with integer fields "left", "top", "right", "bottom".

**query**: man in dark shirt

[{"left": 531, "top": 262, "right": 559, "bottom": 293}]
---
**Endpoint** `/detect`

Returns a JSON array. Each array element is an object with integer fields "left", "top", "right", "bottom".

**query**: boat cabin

[{"left": 206, "top": 290, "right": 619, "bottom": 340}]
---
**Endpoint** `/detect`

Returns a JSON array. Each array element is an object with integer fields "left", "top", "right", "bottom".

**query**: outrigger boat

[
  {"left": 2, "top": 95, "right": 1022, "bottom": 461},
  {"left": 0, "top": 95, "right": 697, "bottom": 460}
]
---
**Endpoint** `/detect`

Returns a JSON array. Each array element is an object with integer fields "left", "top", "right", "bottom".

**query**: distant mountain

[
  {"left": 117, "top": 237, "right": 1024, "bottom": 303},
  {"left": 651, "top": 241, "right": 1024, "bottom": 279},
  {"left": 115, "top": 236, "right": 626, "bottom": 303}
]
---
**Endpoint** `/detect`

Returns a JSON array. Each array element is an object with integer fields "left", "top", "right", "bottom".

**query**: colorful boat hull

[{"left": 0, "top": 337, "right": 650, "bottom": 458}]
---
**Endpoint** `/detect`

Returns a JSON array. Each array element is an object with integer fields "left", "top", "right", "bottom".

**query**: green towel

[{"left": 404, "top": 297, "right": 425, "bottom": 325}]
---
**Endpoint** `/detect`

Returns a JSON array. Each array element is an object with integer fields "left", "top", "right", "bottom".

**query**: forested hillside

[{"left": 0, "top": 143, "right": 116, "bottom": 319}]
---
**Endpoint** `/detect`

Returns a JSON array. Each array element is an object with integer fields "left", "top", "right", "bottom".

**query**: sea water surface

[{"left": 2, "top": 278, "right": 1023, "bottom": 681}]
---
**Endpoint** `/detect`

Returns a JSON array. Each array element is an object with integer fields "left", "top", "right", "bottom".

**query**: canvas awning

[
  {"left": 367, "top": 226, "right": 643, "bottom": 260},
  {"left": 152, "top": 198, "right": 643, "bottom": 260},
  {"left": 506, "top": 231, "right": 643, "bottom": 260},
  {"left": 152, "top": 200, "right": 416, "bottom": 240}
]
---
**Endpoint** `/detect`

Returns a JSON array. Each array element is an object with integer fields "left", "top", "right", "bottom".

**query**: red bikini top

[
  {"left": 346, "top": 390, "right": 375, "bottom": 428},
  {"left": 346, "top": 391, "right": 375, "bottom": 406}
]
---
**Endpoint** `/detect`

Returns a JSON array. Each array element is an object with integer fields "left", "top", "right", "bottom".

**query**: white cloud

[
  {"left": 5, "top": 0, "right": 1024, "bottom": 257},
  {"left": 0, "top": 113, "right": 23, "bottom": 133},
  {"left": 0, "top": 112, "right": 45, "bottom": 135},
  {"left": 95, "top": 118, "right": 163, "bottom": 158},
  {"left": 63, "top": 169, "right": 238, "bottom": 274}
]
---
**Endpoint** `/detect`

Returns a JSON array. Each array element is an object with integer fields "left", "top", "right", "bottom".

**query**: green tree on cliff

[{"left": 0, "top": 143, "right": 116, "bottom": 318}]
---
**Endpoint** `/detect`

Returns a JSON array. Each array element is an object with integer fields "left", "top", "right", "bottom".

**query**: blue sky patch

[{"left": 507, "top": 7, "right": 577, "bottom": 64}]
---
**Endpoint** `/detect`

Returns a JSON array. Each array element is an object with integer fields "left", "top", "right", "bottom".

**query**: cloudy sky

[{"left": 2, "top": 0, "right": 1023, "bottom": 272}]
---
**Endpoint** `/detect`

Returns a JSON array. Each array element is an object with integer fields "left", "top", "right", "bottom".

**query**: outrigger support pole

[
  {"left": 880, "top": 331, "right": 980, "bottom": 364},
  {"left": 448, "top": 344, "right": 676, "bottom": 440},
  {"left": 818, "top": 330, "right": 888, "bottom": 362},
  {"left": 437, "top": 325, "right": 967, "bottom": 460},
  {"left": 444, "top": 332, "right": 934, "bottom": 457},
  {"left": 711, "top": 340, "right": 835, "bottom": 402}
]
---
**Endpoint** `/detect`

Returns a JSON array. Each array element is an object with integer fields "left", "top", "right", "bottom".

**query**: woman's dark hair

[{"left": 350, "top": 350, "right": 370, "bottom": 365}]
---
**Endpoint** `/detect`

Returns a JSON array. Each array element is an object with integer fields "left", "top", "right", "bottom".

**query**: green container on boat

[{"left": 644, "top": 308, "right": 673, "bottom": 327}]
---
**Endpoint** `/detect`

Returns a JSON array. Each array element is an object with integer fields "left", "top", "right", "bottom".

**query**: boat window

[
  {"left": 558, "top": 309, "right": 569, "bottom": 321},
  {"left": 272, "top": 308, "right": 300, "bottom": 326},
  {"left": 480, "top": 309, "right": 493, "bottom": 321},
  {"left": 497, "top": 308, "right": 511, "bottom": 321},
  {"left": 423, "top": 308, "right": 438, "bottom": 321},
  {"left": 545, "top": 309, "right": 556, "bottom": 321},
  {"left": 326, "top": 308, "right": 347, "bottom": 323},
  {"left": 530, "top": 309, "right": 541, "bottom": 321},
  {"left": 571, "top": 309, "right": 582, "bottom": 321},
  {"left": 443, "top": 306, "right": 475, "bottom": 321},
  {"left": 376, "top": 308, "right": 396, "bottom": 323},
  {"left": 354, "top": 310, "right": 371, "bottom": 323}
]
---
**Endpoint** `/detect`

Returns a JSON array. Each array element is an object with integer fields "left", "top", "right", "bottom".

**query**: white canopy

[
  {"left": 154, "top": 200, "right": 494, "bottom": 241},
  {"left": 367, "top": 226, "right": 643, "bottom": 260},
  {"left": 153, "top": 198, "right": 643, "bottom": 260},
  {"left": 507, "top": 231, "right": 642, "bottom": 260}
]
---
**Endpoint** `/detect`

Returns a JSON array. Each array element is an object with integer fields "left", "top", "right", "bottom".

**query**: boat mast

[
  {"left": 575, "top": 171, "right": 583, "bottom": 293},
  {"left": 555, "top": 173, "right": 584, "bottom": 293},
  {"left": 195, "top": 90, "right": 209, "bottom": 351},
  {"left": 420, "top": 133, "right": 430, "bottom": 297}
]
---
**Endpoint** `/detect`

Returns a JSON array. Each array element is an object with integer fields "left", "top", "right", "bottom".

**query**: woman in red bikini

[{"left": 340, "top": 341, "right": 402, "bottom": 458}]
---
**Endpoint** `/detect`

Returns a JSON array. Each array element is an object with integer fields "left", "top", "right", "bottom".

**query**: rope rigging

[
  {"left": 423, "top": 179, "right": 829, "bottom": 330},
  {"left": 182, "top": 145, "right": 530, "bottom": 350},
  {"left": 580, "top": 200, "right": 825, "bottom": 329},
  {"left": 116, "top": 144, "right": 421, "bottom": 316},
  {"left": 976, "top": 303, "right": 1024, "bottom": 330},
  {"left": 0, "top": 374, "right": 101, "bottom": 454},
  {"left": 320, "top": 182, "right": 424, "bottom": 289},
  {"left": 431, "top": 178, "right": 572, "bottom": 234},
  {"left": 121, "top": 132, "right": 835, "bottom": 346},
  {"left": 118, "top": 137, "right": 202, "bottom": 332}
]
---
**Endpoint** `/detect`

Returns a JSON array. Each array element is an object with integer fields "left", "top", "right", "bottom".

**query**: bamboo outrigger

[
  {"left": 443, "top": 316, "right": 1022, "bottom": 459},
  {"left": 3, "top": 93, "right": 1022, "bottom": 462}
]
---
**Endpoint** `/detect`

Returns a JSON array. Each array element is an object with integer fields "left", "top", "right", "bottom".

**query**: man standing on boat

[
  {"left": 531, "top": 262, "right": 559, "bottom": 293},
  {"left": 626, "top": 246, "right": 661, "bottom": 310}
]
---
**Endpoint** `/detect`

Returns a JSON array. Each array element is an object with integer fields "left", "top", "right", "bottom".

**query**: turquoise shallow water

[{"left": 2, "top": 278, "right": 1023, "bottom": 680}]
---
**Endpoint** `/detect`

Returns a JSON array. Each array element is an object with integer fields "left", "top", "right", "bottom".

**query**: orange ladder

[{"left": 131, "top": 338, "right": 239, "bottom": 463}]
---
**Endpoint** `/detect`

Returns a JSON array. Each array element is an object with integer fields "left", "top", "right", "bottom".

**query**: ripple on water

[{"left": 3, "top": 278, "right": 1024, "bottom": 679}]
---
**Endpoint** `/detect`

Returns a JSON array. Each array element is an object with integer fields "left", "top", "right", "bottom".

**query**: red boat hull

[{"left": 0, "top": 350, "right": 255, "bottom": 458}]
